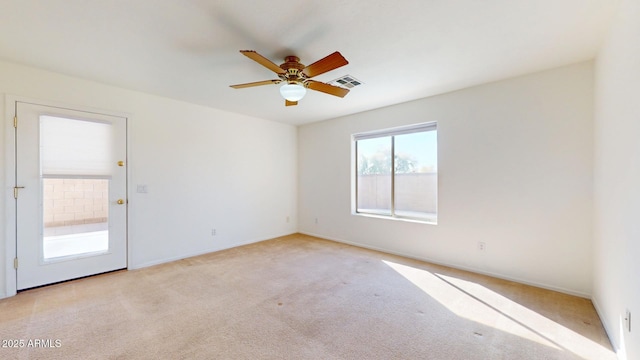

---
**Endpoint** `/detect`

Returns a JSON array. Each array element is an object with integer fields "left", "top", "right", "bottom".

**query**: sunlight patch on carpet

[{"left": 382, "top": 260, "right": 614, "bottom": 360}]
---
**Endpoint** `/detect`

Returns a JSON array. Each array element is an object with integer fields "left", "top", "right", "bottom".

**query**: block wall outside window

[{"left": 43, "top": 178, "right": 109, "bottom": 228}]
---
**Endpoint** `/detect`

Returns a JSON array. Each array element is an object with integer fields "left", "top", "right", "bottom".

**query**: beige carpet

[{"left": 0, "top": 234, "right": 615, "bottom": 359}]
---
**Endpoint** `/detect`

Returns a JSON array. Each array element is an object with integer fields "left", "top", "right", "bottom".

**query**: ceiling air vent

[{"left": 328, "top": 75, "right": 363, "bottom": 89}]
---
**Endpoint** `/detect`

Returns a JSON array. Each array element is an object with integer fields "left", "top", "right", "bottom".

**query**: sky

[{"left": 357, "top": 130, "right": 437, "bottom": 172}]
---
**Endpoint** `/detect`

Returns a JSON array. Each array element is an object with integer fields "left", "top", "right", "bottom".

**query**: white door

[{"left": 14, "top": 102, "right": 127, "bottom": 290}]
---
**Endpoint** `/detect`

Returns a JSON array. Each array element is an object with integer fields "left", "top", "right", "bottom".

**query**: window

[{"left": 354, "top": 122, "right": 437, "bottom": 223}]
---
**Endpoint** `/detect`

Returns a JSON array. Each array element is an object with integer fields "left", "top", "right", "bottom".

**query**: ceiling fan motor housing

[{"left": 280, "top": 56, "right": 308, "bottom": 86}]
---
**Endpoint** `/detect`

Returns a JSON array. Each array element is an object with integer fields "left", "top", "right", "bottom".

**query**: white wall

[
  {"left": 1, "top": 60, "right": 298, "bottom": 298},
  {"left": 593, "top": 0, "right": 640, "bottom": 358},
  {"left": 299, "top": 62, "right": 594, "bottom": 296}
]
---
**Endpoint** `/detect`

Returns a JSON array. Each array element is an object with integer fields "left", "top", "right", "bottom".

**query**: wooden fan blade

[
  {"left": 306, "top": 80, "right": 350, "bottom": 98},
  {"left": 240, "top": 50, "right": 287, "bottom": 75},
  {"left": 285, "top": 100, "right": 298, "bottom": 106},
  {"left": 302, "top": 51, "right": 349, "bottom": 78},
  {"left": 230, "top": 79, "right": 281, "bottom": 88}
]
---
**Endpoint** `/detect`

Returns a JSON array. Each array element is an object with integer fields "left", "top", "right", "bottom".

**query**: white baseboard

[
  {"left": 299, "top": 231, "right": 591, "bottom": 299},
  {"left": 128, "top": 232, "right": 296, "bottom": 270},
  {"left": 591, "top": 296, "right": 624, "bottom": 360}
]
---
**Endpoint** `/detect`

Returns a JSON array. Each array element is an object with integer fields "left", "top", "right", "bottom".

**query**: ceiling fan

[{"left": 230, "top": 50, "right": 350, "bottom": 106}]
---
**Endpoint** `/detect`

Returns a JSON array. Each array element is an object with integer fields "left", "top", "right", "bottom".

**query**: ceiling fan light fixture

[
  {"left": 280, "top": 83, "right": 306, "bottom": 101},
  {"left": 231, "top": 50, "right": 350, "bottom": 106}
]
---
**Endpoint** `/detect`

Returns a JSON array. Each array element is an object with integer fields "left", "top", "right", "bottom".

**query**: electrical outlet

[
  {"left": 211, "top": 229, "right": 216, "bottom": 236},
  {"left": 286, "top": 216, "right": 290, "bottom": 223},
  {"left": 625, "top": 309, "right": 632, "bottom": 332},
  {"left": 315, "top": 218, "right": 319, "bottom": 224},
  {"left": 478, "top": 242, "right": 486, "bottom": 251}
]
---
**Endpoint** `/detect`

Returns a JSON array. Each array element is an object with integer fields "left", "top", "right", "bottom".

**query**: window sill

[{"left": 353, "top": 212, "right": 437, "bottom": 225}]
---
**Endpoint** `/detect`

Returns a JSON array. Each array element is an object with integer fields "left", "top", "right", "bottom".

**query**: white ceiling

[{"left": 0, "top": 0, "right": 619, "bottom": 125}]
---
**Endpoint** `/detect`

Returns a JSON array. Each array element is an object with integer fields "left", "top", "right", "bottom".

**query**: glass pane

[
  {"left": 393, "top": 130, "right": 437, "bottom": 219},
  {"left": 357, "top": 137, "right": 392, "bottom": 215},
  {"left": 40, "top": 115, "right": 112, "bottom": 260},
  {"left": 42, "top": 178, "right": 109, "bottom": 259},
  {"left": 40, "top": 115, "right": 113, "bottom": 176}
]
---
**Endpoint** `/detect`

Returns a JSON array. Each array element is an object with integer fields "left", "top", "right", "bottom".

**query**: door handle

[{"left": 117, "top": 199, "right": 125, "bottom": 205}]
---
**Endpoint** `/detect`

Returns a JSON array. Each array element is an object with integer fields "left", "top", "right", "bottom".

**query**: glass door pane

[
  {"left": 42, "top": 178, "right": 109, "bottom": 259},
  {"left": 40, "top": 116, "right": 113, "bottom": 260}
]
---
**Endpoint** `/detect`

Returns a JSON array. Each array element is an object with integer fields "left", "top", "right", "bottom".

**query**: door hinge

[
  {"left": 13, "top": 116, "right": 17, "bottom": 128},
  {"left": 14, "top": 258, "right": 18, "bottom": 270},
  {"left": 13, "top": 186, "right": 24, "bottom": 199}
]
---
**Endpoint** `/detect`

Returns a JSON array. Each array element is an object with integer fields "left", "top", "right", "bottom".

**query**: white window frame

[{"left": 352, "top": 122, "right": 437, "bottom": 224}]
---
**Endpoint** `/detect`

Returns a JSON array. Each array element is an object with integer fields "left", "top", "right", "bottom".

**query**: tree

[
  {"left": 358, "top": 147, "right": 418, "bottom": 175},
  {"left": 394, "top": 152, "right": 417, "bottom": 173}
]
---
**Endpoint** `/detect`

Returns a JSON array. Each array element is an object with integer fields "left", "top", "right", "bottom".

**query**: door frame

[{"left": 4, "top": 95, "right": 132, "bottom": 297}]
